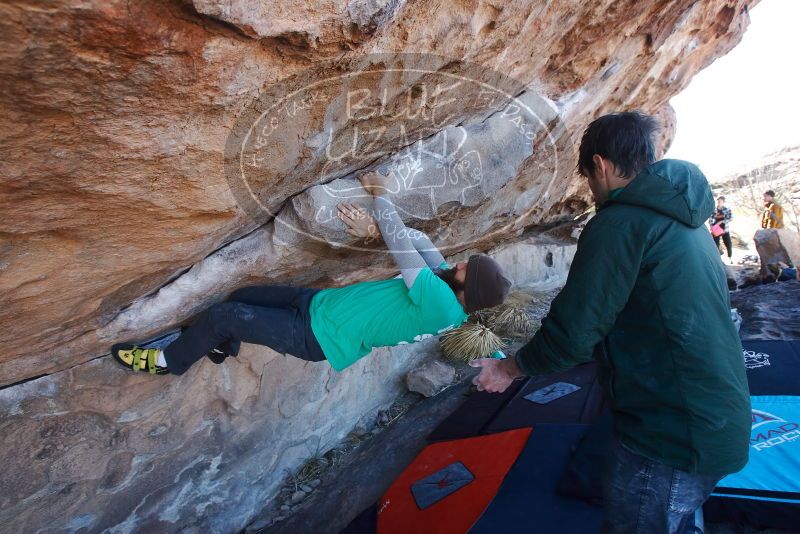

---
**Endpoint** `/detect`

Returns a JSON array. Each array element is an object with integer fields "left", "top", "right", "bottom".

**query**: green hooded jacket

[{"left": 515, "top": 159, "right": 751, "bottom": 476}]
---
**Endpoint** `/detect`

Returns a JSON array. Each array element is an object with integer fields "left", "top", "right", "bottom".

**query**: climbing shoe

[
  {"left": 207, "top": 348, "right": 228, "bottom": 365},
  {"left": 111, "top": 343, "right": 170, "bottom": 375},
  {"left": 207, "top": 339, "right": 239, "bottom": 364}
]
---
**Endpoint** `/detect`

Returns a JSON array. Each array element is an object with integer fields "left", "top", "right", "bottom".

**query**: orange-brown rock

[
  {"left": 0, "top": 1, "right": 759, "bottom": 531},
  {"left": 1, "top": 0, "right": 756, "bottom": 386}
]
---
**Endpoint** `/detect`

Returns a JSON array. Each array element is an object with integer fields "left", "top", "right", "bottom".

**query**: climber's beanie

[{"left": 464, "top": 254, "right": 512, "bottom": 313}]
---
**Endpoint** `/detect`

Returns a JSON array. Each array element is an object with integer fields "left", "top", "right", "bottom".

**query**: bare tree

[{"left": 783, "top": 193, "right": 800, "bottom": 233}]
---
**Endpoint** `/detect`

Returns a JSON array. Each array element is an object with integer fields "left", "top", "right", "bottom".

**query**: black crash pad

[
  {"left": 485, "top": 362, "right": 607, "bottom": 434},
  {"left": 742, "top": 339, "right": 800, "bottom": 395},
  {"left": 469, "top": 424, "right": 603, "bottom": 533},
  {"left": 426, "top": 377, "right": 527, "bottom": 442}
]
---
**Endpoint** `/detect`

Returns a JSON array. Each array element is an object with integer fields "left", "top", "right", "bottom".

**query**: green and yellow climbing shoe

[{"left": 111, "top": 344, "right": 170, "bottom": 375}]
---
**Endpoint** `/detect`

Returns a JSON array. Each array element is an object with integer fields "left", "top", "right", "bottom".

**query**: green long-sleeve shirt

[{"left": 516, "top": 159, "right": 751, "bottom": 476}]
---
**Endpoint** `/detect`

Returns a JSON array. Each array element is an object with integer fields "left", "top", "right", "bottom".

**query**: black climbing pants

[
  {"left": 163, "top": 285, "right": 327, "bottom": 375},
  {"left": 713, "top": 232, "right": 733, "bottom": 258}
]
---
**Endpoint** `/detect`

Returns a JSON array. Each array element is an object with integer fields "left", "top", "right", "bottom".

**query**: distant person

[
  {"left": 761, "top": 190, "right": 784, "bottom": 229},
  {"left": 739, "top": 261, "right": 799, "bottom": 289},
  {"left": 470, "top": 111, "right": 751, "bottom": 534},
  {"left": 709, "top": 195, "right": 733, "bottom": 264},
  {"left": 769, "top": 262, "right": 799, "bottom": 282}
]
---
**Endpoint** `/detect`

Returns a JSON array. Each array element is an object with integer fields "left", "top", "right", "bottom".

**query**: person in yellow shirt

[{"left": 761, "top": 190, "right": 784, "bottom": 229}]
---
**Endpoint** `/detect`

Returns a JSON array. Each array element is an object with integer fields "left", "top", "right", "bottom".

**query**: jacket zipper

[{"left": 602, "top": 340, "right": 617, "bottom": 401}]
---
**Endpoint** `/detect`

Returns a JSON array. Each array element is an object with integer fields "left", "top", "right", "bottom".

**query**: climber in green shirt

[{"left": 112, "top": 171, "right": 512, "bottom": 376}]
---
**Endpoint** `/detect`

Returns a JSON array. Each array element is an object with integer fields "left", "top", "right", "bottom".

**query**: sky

[{"left": 665, "top": 0, "right": 800, "bottom": 181}]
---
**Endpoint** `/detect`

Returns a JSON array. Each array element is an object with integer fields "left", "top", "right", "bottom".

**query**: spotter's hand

[{"left": 469, "top": 357, "right": 525, "bottom": 393}]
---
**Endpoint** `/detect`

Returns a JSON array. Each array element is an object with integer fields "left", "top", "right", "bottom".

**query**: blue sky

[{"left": 665, "top": 0, "right": 800, "bottom": 181}]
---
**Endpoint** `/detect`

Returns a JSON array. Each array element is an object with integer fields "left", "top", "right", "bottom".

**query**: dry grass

[
  {"left": 287, "top": 430, "right": 367, "bottom": 491},
  {"left": 460, "top": 288, "right": 559, "bottom": 349},
  {"left": 468, "top": 295, "right": 536, "bottom": 341},
  {"left": 377, "top": 395, "right": 416, "bottom": 428},
  {"left": 290, "top": 456, "right": 329, "bottom": 489},
  {"left": 440, "top": 322, "right": 505, "bottom": 362},
  {"left": 486, "top": 306, "right": 535, "bottom": 337},
  {"left": 502, "top": 291, "right": 537, "bottom": 308}
]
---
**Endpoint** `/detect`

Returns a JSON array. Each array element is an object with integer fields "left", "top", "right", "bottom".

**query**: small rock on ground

[{"left": 406, "top": 359, "right": 455, "bottom": 397}]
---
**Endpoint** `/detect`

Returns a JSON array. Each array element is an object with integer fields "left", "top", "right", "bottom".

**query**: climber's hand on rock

[
  {"left": 337, "top": 202, "right": 380, "bottom": 239},
  {"left": 469, "top": 357, "right": 524, "bottom": 393},
  {"left": 358, "top": 170, "right": 393, "bottom": 197}
]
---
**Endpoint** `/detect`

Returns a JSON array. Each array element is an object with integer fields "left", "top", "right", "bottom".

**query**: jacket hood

[{"left": 609, "top": 159, "right": 714, "bottom": 228}]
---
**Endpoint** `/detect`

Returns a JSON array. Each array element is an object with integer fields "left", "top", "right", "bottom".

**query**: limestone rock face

[
  {"left": 0, "top": 236, "right": 574, "bottom": 533},
  {"left": 0, "top": 0, "right": 758, "bottom": 531},
  {"left": 489, "top": 232, "right": 577, "bottom": 289},
  {"left": 192, "top": 0, "right": 402, "bottom": 46},
  {"left": 1, "top": 0, "right": 756, "bottom": 386},
  {"left": 0, "top": 337, "right": 438, "bottom": 533}
]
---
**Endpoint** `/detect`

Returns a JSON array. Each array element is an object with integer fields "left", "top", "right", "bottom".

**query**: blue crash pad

[{"left": 470, "top": 424, "right": 603, "bottom": 533}]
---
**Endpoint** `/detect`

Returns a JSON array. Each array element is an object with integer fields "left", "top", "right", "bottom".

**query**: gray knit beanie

[{"left": 464, "top": 254, "right": 512, "bottom": 313}]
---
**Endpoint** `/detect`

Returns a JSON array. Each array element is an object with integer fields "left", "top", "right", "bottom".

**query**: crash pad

[
  {"left": 470, "top": 424, "right": 603, "bottom": 533},
  {"left": 705, "top": 395, "right": 800, "bottom": 530},
  {"left": 426, "top": 378, "right": 527, "bottom": 442},
  {"left": 485, "top": 362, "right": 606, "bottom": 434},
  {"left": 377, "top": 428, "right": 532, "bottom": 534},
  {"left": 741, "top": 339, "right": 800, "bottom": 395}
]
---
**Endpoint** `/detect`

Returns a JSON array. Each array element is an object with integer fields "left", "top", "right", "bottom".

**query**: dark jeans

[
  {"left": 713, "top": 232, "right": 733, "bottom": 258},
  {"left": 163, "top": 285, "right": 326, "bottom": 374},
  {"left": 602, "top": 437, "right": 721, "bottom": 534}
]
